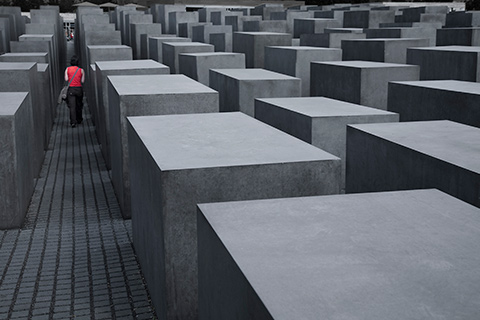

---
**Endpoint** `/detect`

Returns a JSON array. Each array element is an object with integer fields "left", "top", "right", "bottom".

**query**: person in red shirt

[{"left": 64, "top": 55, "right": 85, "bottom": 127}]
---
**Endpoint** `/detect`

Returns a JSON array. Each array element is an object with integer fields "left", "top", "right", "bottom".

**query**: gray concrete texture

[
  {"left": 0, "top": 62, "right": 44, "bottom": 178},
  {"left": 197, "top": 189, "right": 480, "bottom": 319},
  {"left": 388, "top": 80, "right": 480, "bottom": 127},
  {"left": 162, "top": 41, "right": 214, "bottom": 74},
  {"left": 311, "top": 60, "right": 420, "bottom": 110},
  {"left": 178, "top": 22, "right": 211, "bottom": 39},
  {"left": 179, "top": 52, "right": 245, "bottom": 86},
  {"left": 124, "top": 13, "right": 152, "bottom": 47},
  {"left": 243, "top": 20, "right": 288, "bottom": 33},
  {"left": 209, "top": 32, "right": 233, "bottom": 52},
  {"left": 87, "top": 45, "right": 133, "bottom": 67},
  {"left": 107, "top": 74, "right": 219, "bottom": 218},
  {"left": 436, "top": 27, "right": 480, "bottom": 46},
  {"left": 255, "top": 97, "right": 399, "bottom": 189},
  {"left": 95, "top": 59, "right": 170, "bottom": 170},
  {"left": 209, "top": 68, "right": 301, "bottom": 117},
  {"left": 225, "top": 15, "right": 262, "bottom": 32},
  {"left": 0, "top": 92, "right": 34, "bottom": 229},
  {"left": 192, "top": 24, "right": 232, "bottom": 44},
  {"left": 343, "top": 9, "right": 396, "bottom": 28},
  {"left": 271, "top": 10, "right": 314, "bottom": 34},
  {"left": 342, "top": 38, "right": 431, "bottom": 64},
  {"left": 293, "top": 18, "right": 342, "bottom": 38},
  {"left": 153, "top": 4, "right": 186, "bottom": 34},
  {"left": 130, "top": 23, "right": 162, "bottom": 59},
  {"left": 233, "top": 32, "right": 292, "bottom": 68},
  {"left": 264, "top": 46, "right": 342, "bottom": 96},
  {"left": 169, "top": 11, "right": 198, "bottom": 36},
  {"left": 445, "top": 11, "right": 480, "bottom": 28},
  {"left": 346, "top": 120, "right": 480, "bottom": 208},
  {"left": 127, "top": 112, "right": 340, "bottom": 320},
  {"left": 300, "top": 32, "right": 367, "bottom": 49},
  {"left": 367, "top": 26, "right": 437, "bottom": 46},
  {"left": 148, "top": 35, "right": 191, "bottom": 64},
  {"left": 406, "top": 45, "right": 480, "bottom": 81}
]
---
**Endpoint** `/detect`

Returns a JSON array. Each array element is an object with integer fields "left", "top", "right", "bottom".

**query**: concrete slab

[
  {"left": 87, "top": 45, "right": 133, "bottom": 66},
  {"left": 300, "top": 32, "right": 366, "bottom": 49},
  {"left": 344, "top": 9, "right": 395, "bottom": 28},
  {"left": 148, "top": 35, "right": 190, "bottom": 64},
  {"left": 108, "top": 74, "right": 219, "bottom": 218},
  {"left": 293, "top": 18, "right": 342, "bottom": 38},
  {"left": 128, "top": 112, "right": 341, "bottom": 320},
  {"left": 264, "top": 46, "right": 342, "bottom": 96},
  {"left": 178, "top": 22, "right": 211, "bottom": 39},
  {"left": 346, "top": 120, "right": 480, "bottom": 208},
  {"left": 367, "top": 26, "right": 437, "bottom": 46},
  {"left": 162, "top": 41, "right": 214, "bottom": 74},
  {"left": 130, "top": 23, "right": 162, "bottom": 59},
  {"left": 179, "top": 52, "right": 245, "bottom": 86},
  {"left": 95, "top": 59, "right": 170, "bottom": 170},
  {"left": 233, "top": 32, "right": 292, "bottom": 68},
  {"left": 255, "top": 97, "right": 399, "bottom": 189},
  {"left": 169, "top": 11, "right": 198, "bottom": 36},
  {"left": 436, "top": 28, "right": 480, "bottom": 46},
  {"left": 0, "top": 92, "right": 34, "bottom": 229},
  {"left": 197, "top": 189, "right": 480, "bottom": 319},
  {"left": 209, "top": 68, "right": 301, "bottom": 117},
  {"left": 342, "top": 38, "right": 431, "bottom": 64},
  {"left": 311, "top": 60, "right": 420, "bottom": 110},
  {"left": 388, "top": 80, "right": 480, "bottom": 127}
]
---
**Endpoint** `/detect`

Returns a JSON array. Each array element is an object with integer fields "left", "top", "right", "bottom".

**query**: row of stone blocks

[{"left": 0, "top": 5, "right": 67, "bottom": 229}]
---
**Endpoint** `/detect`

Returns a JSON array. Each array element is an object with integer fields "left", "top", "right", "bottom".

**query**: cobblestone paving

[{"left": 0, "top": 101, "right": 157, "bottom": 319}]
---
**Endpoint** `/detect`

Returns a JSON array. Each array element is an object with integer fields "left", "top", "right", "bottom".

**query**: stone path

[{"left": 0, "top": 100, "right": 157, "bottom": 319}]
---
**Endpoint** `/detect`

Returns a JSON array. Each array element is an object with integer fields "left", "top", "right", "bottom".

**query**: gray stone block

[
  {"left": 209, "top": 32, "right": 233, "bottom": 52},
  {"left": 210, "top": 10, "right": 227, "bottom": 25},
  {"left": 388, "top": 80, "right": 480, "bottom": 127},
  {"left": 344, "top": 10, "right": 395, "bottom": 28},
  {"left": 271, "top": 10, "right": 313, "bottom": 34},
  {"left": 420, "top": 13, "right": 446, "bottom": 26},
  {"left": 233, "top": 32, "right": 292, "bottom": 68},
  {"left": 251, "top": 3, "right": 284, "bottom": 20},
  {"left": 293, "top": 18, "right": 342, "bottom": 38},
  {"left": 95, "top": 59, "right": 170, "bottom": 170},
  {"left": 265, "top": 46, "right": 341, "bottom": 96},
  {"left": 210, "top": 68, "right": 301, "bottom": 117},
  {"left": 324, "top": 27, "right": 365, "bottom": 33},
  {"left": 169, "top": 11, "right": 198, "bottom": 36},
  {"left": 399, "top": 6, "right": 448, "bottom": 23},
  {"left": 300, "top": 32, "right": 366, "bottom": 48},
  {"left": 0, "top": 18, "right": 11, "bottom": 53},
  {"left": 162, "top": 41, "right": 214, "bottom": 74},
  {"left": 406, "top": 45, "right": 480, "bottom": 81},
  {"left": 84, "top": 29, "right": 121, "bottom": 46},
  {"left": 0, "top": 62, "right": 43, "bottom": 177},
  {"left": 197, "top": 189, "right": 480, "bottom": 319},
  {"left": 0, "top": 6, "right": 24, "bottom": 38},
  {"left": 179, "top": 52, "right": 245, "bottom": 86},
  {"left": 128, "top": 112, "right": 340, "bottom": 319},
  {"left": 445, "top": 11, "right": 480, "bottom": 28},
  {"left": 36, "top": 63, "right": 53, "bottom": 149},
  {"left": 178, "top": 22, "right": 211, "bottom": 39},
  {"left": 130, "top": 23, "right": 162, "bottom": 59},
  {"left": 124, "top": 13, "right": 152, "bottom": 47},
  {"left": 346, "top": 120, "right": 480, "bottom": 208},
  {"left": 87, "top": 45, "right": 133, "bottom": 66},
  {"left": 0, "top": 52, "right": 48, "bottom": 63},
  {"left": 0, "top": 92, "right": 34, "bottom": 229},
  {"left": 108, "top": 74, "right": 219, "bottom": 218},
  {"left": 311, "top": 60, "right": 420, "bottom": 110},
  {"left": 436, "top": 27, "right": 480, "bottom": 46},
  {"left": 342, "top": 38, "right": 430, "bottom": 64},
  {"left": 192, "top": 24, "right": 232, "bottom": 44},
  {"left": 243, "top": 20, "right": 288, "bottom": 33},
  {"left": 148, "top": 35, "right": 190, "bottom": 64},
  {"left": 153, "top": 4, "right": 186, "bottom": 34},
  {"left": 255, "top": 97, "right": 398, "bottom": 189},
  {"left": 198, "top": 7, "right": 226, "bottom": 23},
  {"left": 225, "top": 15, "right": 262, "bottom": 32},
  {"left": 367, "top": 26, "right": 437, "bottom": 46}
]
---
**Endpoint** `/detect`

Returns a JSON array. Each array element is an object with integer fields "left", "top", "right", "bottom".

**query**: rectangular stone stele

[
  {"left": 128, "top": 112, "right": 341, "bottom": 320},
  {"left": 341, "top": 38, "right": 430, "bottom": 64},
  {"left": 87, "top": 45, "right": 133, "bottom": 65},
  {"left": 346, "top": 120, "right": 480, "bottom": 208},
  {"left": 264, "top": 46, "right": 342, "bottom": 96},
  {"left": 0, "top": 52, "right": 48, "bottom": 63},
  {"left": 197, "top": 189, "right": 480, "bottom": 319},
  {"left": 95, "top": 59, "right": 170, "bottom": 170},
  {"left": 162, "top": 41, "right": 214, "bottom": 74},
  {"left": 388, "top": 80, "right": 480, "bottom": 128},
  {"left": 0, "top": 92, "right": 34, "bottom": 229},
  {"left": 436, "top": 27, "right": 480, "bottom": 46},
  {"left": 209, "top": 68, "right": 302, "bottom": 117},
  {"left": 178, "top": 52, "right": 245, "bottom": 86},
  {"left": 406, "top": 45, "right": 480, "bottom": 82},
  {"left": 311, "top": 60, "right": 420, "bottom": 110},
  {"left": 255, "top": 97, "right": 399, "bottom": 189},
  {"left": 107, "top": 74, "right": 219, "bottom": 219},
  {"left": 148, "top": 36, "right": 191, "bottom": 64}
]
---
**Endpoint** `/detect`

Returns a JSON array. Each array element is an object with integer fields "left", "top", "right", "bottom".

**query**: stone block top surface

[
  {"left": 345, "top": 37, "right": 428, "bottom": 42},
  {"left": 268, "top": 45, "right": 341, "bottom": 52},
  {"left": 198, "top": 188, "right": 480, "bottom": 319},
  {"left": 128, "top": 112, "right": 338, "bottom": 171},
  {"left": 19, "top": 34, "right": 53, "bottom": 40},
  {"left": 0, "top": 92, "right": 28, "bottom": 115},
  {"left": 180, "top": 52, "right": 242, "bottom": 58},
  {"left": 163, "top": 41, "right": 212, "bottom": 48},
  {"left": 314, "top": 60, "right": 417, "bottom": 69},
  {"left": 37, "top": 63, "right": 47, "bottom": 72},
  {"left": 211, "top": 68, "right": 299, "bottom": 80},
  {"left": 257, "top": 97, "right": 397, "bottom": 117},
  {"left": 1, "top": 52, "right": 47, "bottom": 58},
  {"left": 87, "top": 45, "right": 131, "bottom": 50},
  {"left": 390, "top": 80, "right": 480, "bottom": 94},
  {"left": 349, "top": 120, "right": 480, "bottom": 173},
  {"left": 96, "top": 59, "right": 168, "bottom": 71},
  {"left": 0, "top": 62, "right": 36, "bottom": 70},
  {"left": 235, "top": 31, "right": 291, "bottom": 36},
  {"left": 409, "top": 45, "right": 480, "bottom": 53},
  {"left": 109, "top": 74, "right": 217, "bottom": 96}
]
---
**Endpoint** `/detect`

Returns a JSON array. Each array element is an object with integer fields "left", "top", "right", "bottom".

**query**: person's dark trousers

[{"left": 67, "top": 86, "right": 83, "bottom": 126}]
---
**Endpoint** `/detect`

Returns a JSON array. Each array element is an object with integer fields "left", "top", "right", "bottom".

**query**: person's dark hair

[{"left": 70, "top": 55, "right": 79, "bottom": 66}]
